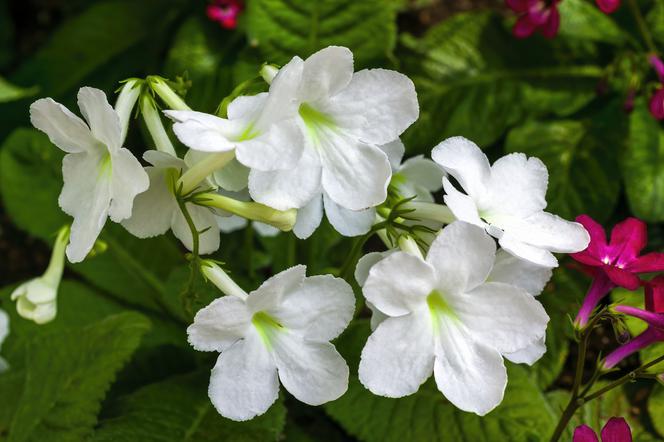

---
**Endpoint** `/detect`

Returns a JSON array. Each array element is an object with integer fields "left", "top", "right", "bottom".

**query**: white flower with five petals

[
  {"left": 121, "top": 151, "right": 220, "bottom": 254},
  {"left": 358, "top": 222, "right": 549, "bottom": 415},
  {"left": 431, "top": 136, "right": 589, "bottom": 268},
  {"left": 167, "top": 46, "right": 419, "bottom": 219},
  {"left": 187, "top": 265, "right": 354, "bottom": 421},
  {"left": 30, "top": 87, "right": 149, "bottom": 262}
]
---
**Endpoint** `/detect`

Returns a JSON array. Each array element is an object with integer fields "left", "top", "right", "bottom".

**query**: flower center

[
  {"left": 426, "top": 290, "right": 458, "bottom": 330},
  {"left": 98, "top": 152, "right": 112, "bottom": 179},
  {"left": 251, "top": 311, "right": 284, "bottom": 348},
  {"left": 298, "top": 103, "right": 336, "bottom": 144}
]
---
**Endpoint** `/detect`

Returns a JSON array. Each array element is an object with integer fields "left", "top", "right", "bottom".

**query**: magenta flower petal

[
  {"left": 645, "top": 277, "right": 664, "bottom": 313},
  {"left": 595, "top": 0, "right": 621, "bottom": 13},
  {"left": 575, "top": 272, "right": 615, "bottom": 328},
  {"left": 573, "top": 425, "right": 600, "bottom": 442},
  {"left": 603, "top": 327, "right": 661, "bottom": 369},
  {"left": 609, "top": 217, "right": 647, "bottom": 266},
  {"left": 649, "top": 55, "right": 664, "bottom": 83},
  {"left": 603, "top": 265, "right": 641, "bottom": 290},
  {"left": 540, "top": 6, "right": 560, "bottom": 38},
  {"left": 650, "top": 88, "right": 664, "bottom": 120},
  {"left": 615, "top": 305, "right": 664, "bottom": 330},
  {"left": 506, "top": 0, "right": 536, "bottom": 13},
  {"left": 572, "top": 215, "right": 608, "bottom": 262},
  {"left": 626, "top": 252, "right": 664, "bottom": 273},
  {"left": 513, "top": 15, "right": 538, "bottom": 38},
  {"left": 601, "top": 417, "right": 632, "bottom": 442}
]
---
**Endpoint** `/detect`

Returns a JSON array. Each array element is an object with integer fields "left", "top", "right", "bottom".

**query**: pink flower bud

[{"left": 595, "top": 0, "right": 621, "bottom": 14}]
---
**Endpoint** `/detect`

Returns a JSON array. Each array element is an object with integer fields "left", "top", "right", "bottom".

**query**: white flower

[
  {"left": 10, "top": 226, "right": 69, "bottom": 325},
  {"left": 167, "top": 46, "right": 419, "bottom": 216},
  {"left": 30, "top": 87, "right": 149, "bottom": 262},
  {"left": 358, "top": 222, "right": 549, "bottom": 416},
  {"left": 292, "top": 139, "right": 444, "bottom": 240},
  {"left": 121, "top": 151, "right": 220, "bottom": 254},
  {"left": 431, "top": 136, "right": 589, "bottom": 268},
  {"left": 187, "top": 265, "right": 355, "bottom": 421},
  {"left": 0, "top": 309, "right": 9, "bottom": 372}
]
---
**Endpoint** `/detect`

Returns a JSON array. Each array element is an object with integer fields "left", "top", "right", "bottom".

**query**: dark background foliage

[{"left": 0, "top": 0, "right": 664, "bottom": 440}]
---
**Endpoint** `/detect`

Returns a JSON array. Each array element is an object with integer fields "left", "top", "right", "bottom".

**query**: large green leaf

[
  {"left": 647, "top": 0, "right": 664, "bottom": 46},
  {"left": 400, "top": 12, "right": 601, "bottom": 152},
  {"left": 7, "top": 313, "right": 151, "bottom": 442},
  {"left": 245, "top": 0, "right": 397, "bottom": 67},
  {"left": 557, "top": 0, "right": 627, "bottom": 45},
  {"left": 0, "top": 77, "right": 36, "bottom": 103},
  {"left": 0, "top": 128, "right": 184, "bottom": 318},
  {"left": 623, "top": 100, "right": 664, "bottom": 222},
  {"left": 9, "top": 0, "right": 184, "bottom": 99},
  {"left": 325, "top": 321, "right": 558, "bottom": 442},
  {"left": 91, "top": 372, "right": 286, "bottom": 441},
  {"left": 505, "top": 114, "right": 622, "bottom": 222}
]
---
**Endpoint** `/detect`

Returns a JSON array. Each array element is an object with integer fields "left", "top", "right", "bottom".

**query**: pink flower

[
  {"left": 650, "top": 87, "right": 664, "bottom": 120},
  {"left": 573, "top": 417, "right": 632, "bottom": 442},
  {"left": 603, "top": 276, "right": 664, "bottom": 369},
  {"left": 649, "top": 55, "right": 664, "bottom": 82},
  {"left": 206, "top": 0, "right": 242, "bottom": 29},
  {"left": 595, "top": 0, "right": 621, "bottom": 14},
  {"left": 506, "top": 0, "right": 561, "bottom": 39},
  {"left": 571, "top": 215, "right": 664, "bottom": 327}
]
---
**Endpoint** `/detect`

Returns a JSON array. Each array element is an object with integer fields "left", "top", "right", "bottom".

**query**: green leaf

[
  {"left": 91, "top": 372, "right": 286, "bottom": 441},
  {"left": 647, "top": 0, "right": 664, "bottom": 46},
  {"left": 325, "top": 321, "right": 557, "bottom": 442},
  {"left": 9, "top": 0, "right": 185, "bottom": 99},
  {"left": 648, "top": 384, "right": 664, "bottom": 438},
  {"left": 623, "top": 100, "right": 664, "bottom": 222},
  {"left": 245, "top": 0, "right": 397, "bottom": 67},
  {"left": 8, "top": 312, "right": 151, "bottom": 442},
  {"left": 400, "top": 12, "right": 601, "bottom": 152},
  {"left": 0, "top": 128, "right": 184, "bottom": 318},
  {"left": 557, "top": 0, "right": 627, "bottom": 45},
  {"left": 0, "top": 77, "right": 37, "bottom": 103},
  {"left": 505, "top": 115, "right": 622, "bottom": 222}
]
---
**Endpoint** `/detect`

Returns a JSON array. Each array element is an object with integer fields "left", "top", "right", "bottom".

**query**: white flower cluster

[{"left": 22, "top": 46, "right": 590, "bottom": 420}]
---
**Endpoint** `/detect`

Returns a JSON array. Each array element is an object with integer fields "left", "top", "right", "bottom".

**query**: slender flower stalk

[
  {"left": 402, "top": 201, "right": 456, "bottom": 225},
  {"left": 177, "top": 152, "right": 235, "bottom": 195},
  {"left": 115, "top": 79, "right": 142, "bottom": 143},
  {"left": 200, "top": 260, "right": 248, "bottom": 300},
  {"left": 193, "top": 192, "right": 297, "bottom": 231},
  {"left": 148, "top": 76, "right": 191, "bottom": 111},
  {"left": 139, "top": 92, "right": 176, "bottom": 156}
]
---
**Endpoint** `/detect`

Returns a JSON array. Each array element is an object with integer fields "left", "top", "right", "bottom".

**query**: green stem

[
  {"left": 339, "top": 232, "right": 373, "bottom": 282},
  {"left": 583, "top": 353, "right": 664, "bottom": 403},
  {"left": 193, "top": 192, "right": 296, "bottom": 231},
  {"left": 176, "top": 198, "right": 200, "bottom": 258},
  {"left": 627, "top": 0, "right": 658, "bottom": 53}
]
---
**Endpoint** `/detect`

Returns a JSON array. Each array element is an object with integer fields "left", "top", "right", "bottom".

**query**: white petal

[
  {"left": 59, "top": 152, "right": 111, "bottom": 262},
  {"left": 426, "top": 222, "right": 495, "bottom": 293},
  {"left": 212, "top": 157, "right": 249, "bottom": 191},
  {"left": 253, "top": 222, "right": 280, "bottom": 237},
  {"left": 144, "top": 150, "right": 185, "bottom": 169},
  {"left": 379, "top": 139, "right": 405, "bottom": 170},
  {"left": 319, "top": 134, "right": 391, "bottom": 210},
  {"left": 433, "top": 323, "right": 507, "bottom": 416},
  {"left": 248, "top": 265, "right": 306, "bottom": 314},
  {"left": 354, "top": 251, "right": 392, "bottom": 287},
  {"left": 121, "top": 167, "right": 176, "bottom": 238},
  {"left": 484, "top": 153, "right": 548, "bottom": 218},
  {"left": 363, "top": 252, "right": 436, "bottom": 317},
  {"left": 293, "top": 195, "right": 324, "bottom": 239},
  {"left": 442, "top": 178, "right": 484, "bottom": 227},
  {"left": 236, "top": 118, "right": 304, "bottom": 171},
  {"left": 275, "top": 275, "right": 354, "bottom": 341},
  {"left": 326, "top": 69, "right": 419, "bottom": 145},
  {"left": 30, "top": 98, "right": 96, "bottom": 153},
  {"left": 367, "top": 301, "right": 389, "bottom": 331},
  {"left": 171, "top": 203, "right": 220, "bottom": 254},
  {"left": 227, "top": 93, "right": 267, "bottom": 121},
  {"left": 432, "top": 137, "right": 490, "bottom": 199},
  {"left": 77, "top": 87, "right": 121, "bottom": 151},
  {"left": 187, "top": 295, "right": 252, "bottom": 352},
  {"left": 497, "top": 212, "right": 590, "bottom": 254},
  {"left": 208, "top": 331, "right": 279, "bottom": 421},
  {"left": 299, "top": 46, "right": 354, "bottom": 102},
  {"left": 488, "top": 249, "right": 552, "bottom": 296},
  {"left": 323, "top": 193, "right": 375, "bottom": 237},
  {"left": 359, "top": 312, "right": 434, "bottom": 397},
  {"left": 249, "top": 148, "right": 322, "bottom": 211},
  {"left": 257, "top": 56, "right": 304, "bottom": 127},
  {"left": 0, "top": 357, "right": 7, "bottom": 373},
  {"left": 165, "top": 110, "right": 238, "bottom": 152},
  {"left": 498, "top": 233, "right": 558, "bottom": 268},
  {"left": 451, "top": 282, "right": 549, "bottom": 354},
  {"left": 0, "top": 309, "right": 9, "bottom": 345},
  {"left": 273, "top": 333, "right": 348, "bottom": 405},
  {"left": 398, "top": 155, "right": 444, "bottom": 192},
  {"left": 503, "top": 336, "right": 546, "bottom": 365},
  {"left": 107, "top": 148, "right": 149, "bottom": 222},
  {"left": 217, "top": 214, "right": 248, "bottom": 233}
]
